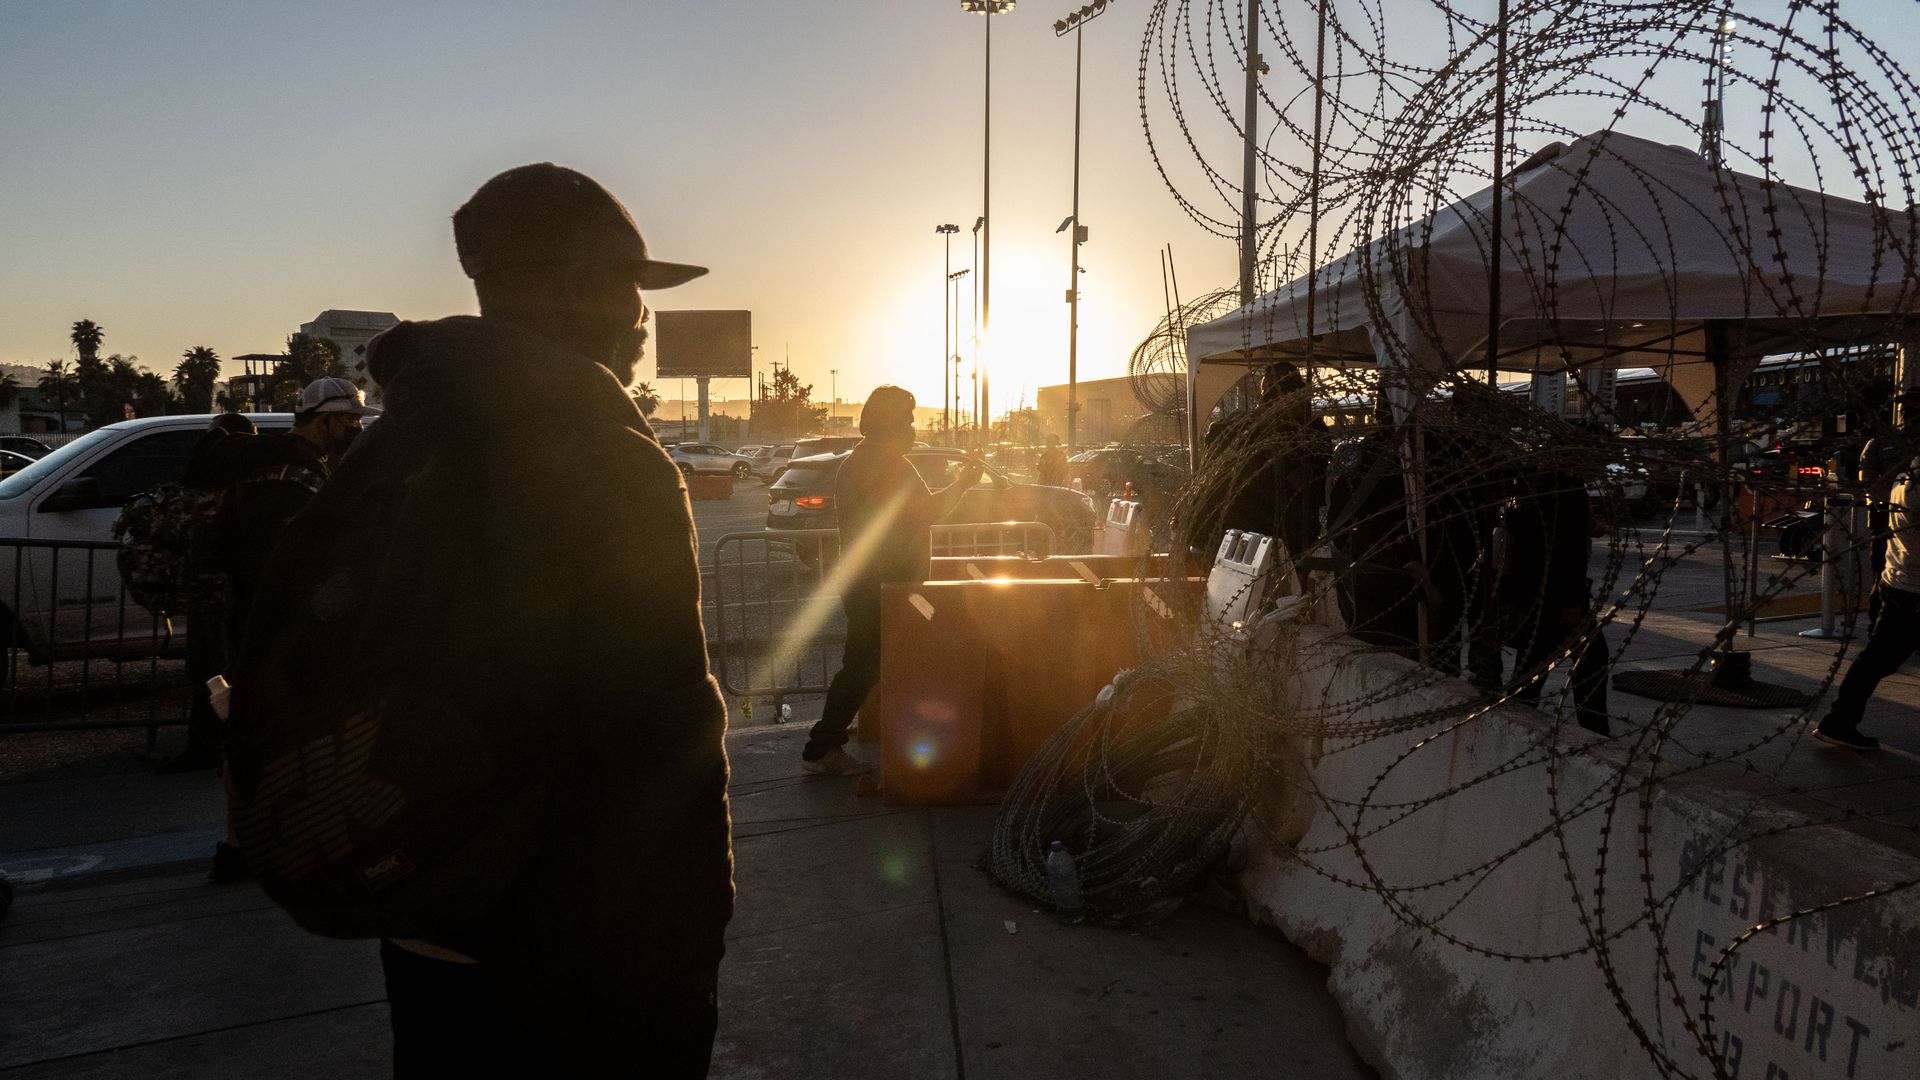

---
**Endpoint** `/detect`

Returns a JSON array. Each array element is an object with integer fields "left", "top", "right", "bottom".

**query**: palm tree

[
  {"left": 0, "top": 374, "right": 19, "bottom": 412},
  {"left": 69, "top": 319, "right": 103, "bottom": 363},
  {"left": 39, "top": 360, "right": 78, "bottom": 431},
  {"left": 630, "top": 381, "right": 661, "bottom": 417},
  {"left": 174, "top": 346, "right": 222, "bottom": 413}
]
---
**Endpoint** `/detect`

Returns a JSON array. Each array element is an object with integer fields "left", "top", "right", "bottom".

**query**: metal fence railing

[
  {"left": 0, "top": 538, "right": 189, "bottom": 739},
  {"left": 707, "top": 521, "right": 1060, "bottom": 706},
  {"left": 708, "top": 529, "right": 845, "bottom": 706},
  {"left": 929, "top": 520, "right": 1056, "bottom": 559}
]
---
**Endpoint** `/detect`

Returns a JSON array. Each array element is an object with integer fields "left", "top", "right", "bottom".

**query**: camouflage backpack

[{"left": 114, "top": 484, "right": 233, "bottom": 616}]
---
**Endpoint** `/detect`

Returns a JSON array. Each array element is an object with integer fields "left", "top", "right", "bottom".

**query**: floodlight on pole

[
  {"left": 1055, "top": 0, "right": 1112, "bottom": 454},
  {"left": 962, "top": 0, "right": 1013, "bottom": 447}
]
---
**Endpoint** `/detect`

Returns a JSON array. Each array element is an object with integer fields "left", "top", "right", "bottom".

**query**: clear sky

[
  {"left": 0, "top": 0, "right": 1244, "bottom": 413},
  {"left": 4, "top": 1, "right": 1913, "bottom": 416}
]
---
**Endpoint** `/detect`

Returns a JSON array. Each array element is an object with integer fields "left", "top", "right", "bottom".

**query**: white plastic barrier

[
  {"left": 1098, "top": 498, "right": 1147, "bottom": 558},
  {"left": 1205, "top": 531, "right": 1274, "bottom": 641},
  {"left": 1238, "top": 626, "right": 1920, "bottom": 1080}
]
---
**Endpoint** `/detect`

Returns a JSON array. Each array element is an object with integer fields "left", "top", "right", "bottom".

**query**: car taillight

[
  {"left": 1797, "top": 465, "right": 1824, "bottom": 478},
  {"left": 795, "top": 495, "right": 831, "bottom": 511}
]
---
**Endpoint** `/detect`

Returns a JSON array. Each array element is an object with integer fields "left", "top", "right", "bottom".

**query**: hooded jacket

[{"left": 248, "top": 315, "right": 733, "bottom": 997}]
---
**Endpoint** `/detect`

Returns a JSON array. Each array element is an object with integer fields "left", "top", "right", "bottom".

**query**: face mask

[{"left": 332, "top": 422, "right": 361, "bottom": 458}]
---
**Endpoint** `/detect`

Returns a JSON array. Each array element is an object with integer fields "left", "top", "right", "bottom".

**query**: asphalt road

[{"left": 689, "top": 474, "right": 776, "bottom": 565}]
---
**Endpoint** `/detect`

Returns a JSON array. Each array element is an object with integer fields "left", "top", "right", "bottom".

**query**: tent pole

[
  {"left": 1467, "top": 0, "right": 1511, "bottom": 681},
  {"left": 1306, "top": 0, "right": 1327, "bottom": 371}
]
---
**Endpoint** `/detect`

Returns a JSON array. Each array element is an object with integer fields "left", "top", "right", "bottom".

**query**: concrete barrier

[{"left": 1239, "top": 627, "right": 1920, "bottom": 1080}]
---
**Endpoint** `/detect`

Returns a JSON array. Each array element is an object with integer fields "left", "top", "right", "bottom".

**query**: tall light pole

[
  {"left": 936, "top": 223, "right": 960, "bottom": 436},
  {"left": 971, "top": 215, "right": 984, "bottom": 444},
  {"left": 1055, "top": 0, "right": 1112, "bottom": 453},
  {"left": 1239, "top": 0, "right": 1260, "bottom": 304},
  {"left": 963, "top": 0, "right": 1013, "bottom": 448},
  {"left": 948, "top": 267, "right": 970, "bottom": 440}
]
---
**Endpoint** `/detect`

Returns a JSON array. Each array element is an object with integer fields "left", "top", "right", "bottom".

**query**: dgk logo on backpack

[{"left": 113, "top": 484, "right": 230, "bottom": 616}]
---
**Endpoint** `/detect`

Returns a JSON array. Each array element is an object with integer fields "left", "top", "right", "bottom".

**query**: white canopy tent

[{"left": 1186, "top": 131, "right": 1919, "bottom": 439}]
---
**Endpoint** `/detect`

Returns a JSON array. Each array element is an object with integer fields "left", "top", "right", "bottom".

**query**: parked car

[
  {"left": 791, "top": 435, "right": 862, "bottom": 462},
  {"left": 737, "top": 444, "right": 766, "bottom": 458},
  {"left": 749, "top": 443, "right": 797, "bottom": 482},
  {"left": 1064, "top": 446, "right": 1185, "bottom": 499},
  {"left": 0, "top": 436, "right": 54, "bottom": 460},
  {"left": 669, "top": 442, "right": 751, "bottom": 478},
  {"left": 0, "top": 414, "right": 294, "bottom": 664},
  {"left": 0, "top": 451, "right": 36, "bottom": 477},
  {"left": 766, "top": 447, "right": 1097, "bottom": 552}
]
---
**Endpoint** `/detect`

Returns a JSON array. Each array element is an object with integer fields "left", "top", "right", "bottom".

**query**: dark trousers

[
  {"left": 806, "top": 589, "right": 881, "bottom": 760},
  {"left": 1826, "top": 584, "right": 1920, "bottom": 731},
  {"left": 183, "top": 610, "right": 228, "bottom": 754},
  {"left": 1513, "top": 612, "right": 1612, "bottom": 735},
  {"left": 380, "top": 940, "right": 718, "bottom": 1078}
]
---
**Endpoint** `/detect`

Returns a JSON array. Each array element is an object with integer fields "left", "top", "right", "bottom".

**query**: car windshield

[{"left": 0, "top": 429, "right": 118, "bottom": 501}]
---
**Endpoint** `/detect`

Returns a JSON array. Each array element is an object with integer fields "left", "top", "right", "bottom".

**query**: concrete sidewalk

[{"left": 0, "top": 710, "right": 1372, "bottom": 1079}]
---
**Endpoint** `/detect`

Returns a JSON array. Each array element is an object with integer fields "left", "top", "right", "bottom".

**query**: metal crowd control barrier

[
  {"left": 929, "top": 520, "right": 1056, "bottom": 558},
  {"left": 0, "top": 538, "right": 189, "bottom": 740},
  {"left": 709, "top": 529, "right": 847, "bottom": 706},
  {"left": 708, "top": 521, "right": 1058, "bottom": 705}
]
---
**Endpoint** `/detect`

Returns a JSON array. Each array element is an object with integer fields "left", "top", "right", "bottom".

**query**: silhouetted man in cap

[{"left": 274, "top": 164, "right": 732, "bottom": 1075}]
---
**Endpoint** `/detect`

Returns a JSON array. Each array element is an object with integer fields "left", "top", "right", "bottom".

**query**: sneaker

[
  {"left": 802, "top": 747, "right": 873, "bottom": 776},
  {"left": 208, "top": 842, "right": 252, "bottom": 884},
  {"left": 1813, "top": 724, "right": 1880, "bottom": 752}
]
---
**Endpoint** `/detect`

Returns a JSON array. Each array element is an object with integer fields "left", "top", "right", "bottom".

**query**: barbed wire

[{"left": 995, "top": 3, "right": 1920, "bottom": 1076}]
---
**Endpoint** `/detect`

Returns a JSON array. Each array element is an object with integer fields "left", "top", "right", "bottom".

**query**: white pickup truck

[{"left": 0, "top": 414, "right": 293, "bottom": 665}]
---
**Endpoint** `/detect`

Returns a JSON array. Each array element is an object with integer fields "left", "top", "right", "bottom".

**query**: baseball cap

[
  {"left": 452, "top": 163, "right": 708, "bottom": 289},
  {"left": 298, "top": 377, "right": 375, "bottom": 417}
]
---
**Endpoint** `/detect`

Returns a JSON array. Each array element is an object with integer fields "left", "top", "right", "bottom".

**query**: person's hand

[{"left": 957, "top": 459, "right": 985, "bottom": 487}]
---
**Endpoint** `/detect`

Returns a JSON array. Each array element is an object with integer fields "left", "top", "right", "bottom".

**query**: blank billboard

[{"left": 655, "top": 310, "right": 753, "bottom": 380}]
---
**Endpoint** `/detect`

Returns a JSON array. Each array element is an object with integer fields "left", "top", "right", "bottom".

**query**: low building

[
  {"left": 300, "top": 310, "right": 399, "bottom": 403},
  {"left": 1036, "top": 374, "right": 1162, "bottom": 446}
]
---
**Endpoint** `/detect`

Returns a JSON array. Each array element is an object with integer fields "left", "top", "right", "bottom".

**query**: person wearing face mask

[
  {"left": 802, "top": 385, "right": 981, "bottom": 775},
  {"left": 289, "top": 377, "right": 371, "bottom": 461}
]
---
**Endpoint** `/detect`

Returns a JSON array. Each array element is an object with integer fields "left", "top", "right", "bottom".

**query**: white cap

[{"left": 298, "top": 377, "right": 375, "bottom": 416}]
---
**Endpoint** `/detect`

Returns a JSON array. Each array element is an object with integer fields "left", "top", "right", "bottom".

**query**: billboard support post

[{"left": 698, "top": 376, "right": 711, "bottom": 443}]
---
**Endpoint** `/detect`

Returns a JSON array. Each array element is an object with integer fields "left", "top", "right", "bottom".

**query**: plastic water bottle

[{"left": 1045, "top": 841, "right": 1085, "bottom": 921}]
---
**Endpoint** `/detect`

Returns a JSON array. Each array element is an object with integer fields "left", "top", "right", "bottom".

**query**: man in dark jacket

[
  {"left": 1497, "top": 466, "right": 1611, "bottom": 734},
  {"left": 1213, "top": 363, "right": 1328, "bottom": 562},
  {"left": 220, "top": 378, "right": 367, "bottom": 655},
  {"left": 804, "top": 386, "right": 979, "bottom": 774},
  {"left": 235, "top": 165, "right": 732, "bottom": 1075}
]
